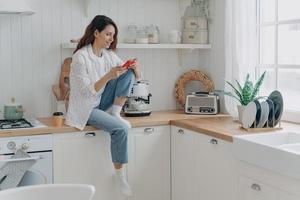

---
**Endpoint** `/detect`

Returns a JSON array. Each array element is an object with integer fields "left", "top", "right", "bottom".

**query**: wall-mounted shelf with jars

[{"left": 61, "top": 42, "right": 211, "bottom": 50}]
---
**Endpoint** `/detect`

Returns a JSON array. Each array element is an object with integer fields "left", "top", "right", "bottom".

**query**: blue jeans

[{"left": 87, "top": 70, "right": 135, "bottom": 164}]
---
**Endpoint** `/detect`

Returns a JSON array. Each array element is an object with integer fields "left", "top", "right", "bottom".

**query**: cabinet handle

[
  {"left": 144, "top": 128, "right": 154, "bottom": 134},
  {"left": 210, "top": 139, "right": 218, "bottom": 145},
  {"left": 251, "top": 183, "right": 261, "bottom": 191},
  {"left": 178, "top": 129, "right": 184, "bottom": 134},
  {"left": 85, "top": 132, "right": 96, "bottom": 137}
]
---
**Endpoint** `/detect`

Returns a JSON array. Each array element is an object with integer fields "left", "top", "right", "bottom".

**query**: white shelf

[{"left": 61, "top": 42, "right": 211, "bottom": 50}]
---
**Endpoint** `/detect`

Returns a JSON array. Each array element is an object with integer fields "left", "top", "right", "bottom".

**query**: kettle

[{"left": 3, "top": 98, "right": 25, "bottom": 120}]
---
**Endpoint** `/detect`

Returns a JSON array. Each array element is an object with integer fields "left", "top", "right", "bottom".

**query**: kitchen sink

[
  {"left": 233, "top": 132, "right": 300, "bottom": 179},
  {"left": 235, "top": 132, "right": 300, "bottom": 147},
  {"left": 279, "top": 143, "right": 300, "bottom": 154}
]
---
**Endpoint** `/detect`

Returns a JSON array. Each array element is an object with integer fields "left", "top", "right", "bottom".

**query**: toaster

[{"left": 185, "top": 92, "right": 220, "bottom": 115}]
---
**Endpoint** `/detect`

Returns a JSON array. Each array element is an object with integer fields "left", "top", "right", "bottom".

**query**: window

[{"left": 258, "top": 0, "right": 300, "bottom": 122}]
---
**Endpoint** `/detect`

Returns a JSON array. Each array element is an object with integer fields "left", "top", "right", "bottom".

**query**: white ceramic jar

[{"left": 168, "top": 30, "right": 181, "bottom": 44}]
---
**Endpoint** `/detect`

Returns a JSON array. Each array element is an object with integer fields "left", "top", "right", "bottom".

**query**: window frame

[{"left": 256, "top": 0, "right": 300, "bottom": 123}]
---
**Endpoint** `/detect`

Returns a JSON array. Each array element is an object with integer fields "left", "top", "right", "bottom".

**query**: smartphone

[{"left": 122, "top": 59, "right": 136, "bottom": 69}]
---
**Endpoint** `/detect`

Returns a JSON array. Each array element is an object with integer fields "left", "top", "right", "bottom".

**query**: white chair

[{"left": 0, "top": 184, "right": 95, "bottom": 200}]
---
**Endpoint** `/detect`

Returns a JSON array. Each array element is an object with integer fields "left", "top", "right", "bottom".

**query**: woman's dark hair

[{"left": 74, "top": 15, "right": 118, "bottom": 53}]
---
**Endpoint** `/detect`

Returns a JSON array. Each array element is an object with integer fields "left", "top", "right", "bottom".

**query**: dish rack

[{"left": 241, "top": 120, "right": 283, "bottom": 132}]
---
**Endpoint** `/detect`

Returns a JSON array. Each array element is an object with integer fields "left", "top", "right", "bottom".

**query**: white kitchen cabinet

[
  {"left": 127, "top": 125, "right": 170, "bottom": 200},
  {"left": 53, "top": 131, "right": 126, "bottom": 200},
  {"left": 171, "top": 126, "right": 236, "bottom": 200},
  {"left": 236, "top": 161, "right": 300, "bottom": 200},
  {"left": 195, "top": 129, "right": 236, "bottom": 200},
  {"left": 171, "top": 126, "right": 197, "bottom": 200},
  {"left": 237, "top": 175, "right": 300, "bottom": 200}
]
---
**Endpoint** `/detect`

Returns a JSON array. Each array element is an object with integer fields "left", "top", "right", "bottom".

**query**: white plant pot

[{"left": 237, "top": 105, "right": 246, "bottom": 123}]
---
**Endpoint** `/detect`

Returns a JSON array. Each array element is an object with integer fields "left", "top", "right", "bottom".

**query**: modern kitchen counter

[
  {"left": 0, "top": 110, "right": 227, "bottom": 138},
  {"left": 0, "top": 110, "right": 298, "bottom": 141},
  {"left": 171, "top": 117, "right": 300, "bottom": 142},
  {"left": 171, "top": 117, "right": 260, "bottom": 142}
]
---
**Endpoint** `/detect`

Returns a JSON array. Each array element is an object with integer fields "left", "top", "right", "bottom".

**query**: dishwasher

[{"left": 0, "top": 134, "right": 53, "bottom": 189}]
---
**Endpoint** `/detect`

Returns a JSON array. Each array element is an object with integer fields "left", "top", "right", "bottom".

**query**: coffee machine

[{"left": 124, "top": 80, "right": 152, "bottom": 117}]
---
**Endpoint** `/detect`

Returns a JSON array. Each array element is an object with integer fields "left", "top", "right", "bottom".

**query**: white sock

[
  {"left": 111, "top": 105, "right": 122, "bottom": 115},
  {"left": 115, "top": 168, "right": 133, "bottom": 196},
  {"left": 111, "top": 105, "right": 131, "bottom": 128}
]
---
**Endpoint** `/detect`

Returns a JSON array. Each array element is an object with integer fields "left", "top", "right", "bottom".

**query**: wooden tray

[
  {"left": 241, "top": 126, "right": 283, "bottom": 132},
  {"left": 240, "top": 121, "right": 283, "bottom": 132}
]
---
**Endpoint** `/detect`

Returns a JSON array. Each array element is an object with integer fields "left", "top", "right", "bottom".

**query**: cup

[
  {"left": 53, "top": 112, "right": 64, "bottom": 127},
  {"left": 168, "top": 30, "right": 181, "bottom": 44}
]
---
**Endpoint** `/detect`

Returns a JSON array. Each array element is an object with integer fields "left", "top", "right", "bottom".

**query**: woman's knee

[
  {"left": 121, "top": 69, "right": 135, "bottom": 82},
  {"left": 112, "top": 123, "right": 128, "bottom": 135}
]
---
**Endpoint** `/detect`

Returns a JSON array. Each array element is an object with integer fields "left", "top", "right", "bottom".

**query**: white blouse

[{"left": 65, "top": 44, "right": 123, "bottom": 130}]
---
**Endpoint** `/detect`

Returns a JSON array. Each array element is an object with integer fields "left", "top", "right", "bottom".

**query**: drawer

[{"left": 237, "top": 175, "right": 277, "bottom": 200}]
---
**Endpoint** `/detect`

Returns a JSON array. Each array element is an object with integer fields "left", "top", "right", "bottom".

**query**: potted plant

[{"left": 225, "top": 71, "right": 266, "bottom": 122}]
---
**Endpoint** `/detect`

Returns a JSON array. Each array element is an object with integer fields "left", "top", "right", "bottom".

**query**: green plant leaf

[
  {"left": 224, "top": 72, "right": 267, "bottom": 106},
  {"left": 250, "top": 71, "right": 266, "bottom": 100},
  {"left": 242, "top": 77, "right": 253, "bottom": 105},
  {"left": 224, "top": 91, "right": 242, "bottom": 104},
  {"left": 226, "top": 81, "right": 243, "bottom": 101},
  {"left": 244, "top": 74, "right": 250, "bottom": 88},
  {"left": 235, "top": 79, "right": 243, "bottom": 93}
]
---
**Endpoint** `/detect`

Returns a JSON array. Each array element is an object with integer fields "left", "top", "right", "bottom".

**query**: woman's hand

[
  {"left": 107, "top": 66, "right": 126, "bottom": 80},
  {"left": 127, "top": 59, "right": 141, "bottom": 80}
]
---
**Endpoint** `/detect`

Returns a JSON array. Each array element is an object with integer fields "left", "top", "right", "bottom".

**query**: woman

[{"left": 65, "top": 15, "right": 141, "bottom": 196}]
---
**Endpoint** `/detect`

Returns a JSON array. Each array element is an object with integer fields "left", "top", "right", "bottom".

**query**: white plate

[
  {"left": 242, "top": 102, "right": 257, "bottom": 129},
  {"left": 257, "top": 101, "right": 269, "bottom": 128}
]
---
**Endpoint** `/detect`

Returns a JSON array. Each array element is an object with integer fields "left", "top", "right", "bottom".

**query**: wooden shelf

[{"left": 61, "top": 42, "right": 211, "bottom": 50}]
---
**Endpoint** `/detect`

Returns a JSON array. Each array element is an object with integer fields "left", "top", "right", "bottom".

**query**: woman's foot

[{"left": 115, "top": 168, "right": 133, "bottom": 196}]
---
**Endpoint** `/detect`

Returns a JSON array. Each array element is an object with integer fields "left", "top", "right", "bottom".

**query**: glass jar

[
  {"left": 124, "top": 24, "right": 137, "bottom": 43},
  {"left": 147, "top": 25, "right": 160, "bottom": 44},
  {"left": 136, "top": 26, "right": 148, "bottom": 44}
]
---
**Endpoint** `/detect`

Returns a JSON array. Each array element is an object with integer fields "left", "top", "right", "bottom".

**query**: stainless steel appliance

[
  {"left": 185, "top": 92, "right": 219, "bottom": 114},
  {"left": 0, "top": 135, "right": 53, "bottom": 189},
  {"left": 124, "top": 80, "right": 152, "bottom": 117}
]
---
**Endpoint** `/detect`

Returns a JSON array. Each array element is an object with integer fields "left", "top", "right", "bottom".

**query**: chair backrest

[
  {"left": 59, "top": 57, "right": 71, "bottom": 101},
  {"left": 0, "top": 184, "right": 95, "bottom": 200}
]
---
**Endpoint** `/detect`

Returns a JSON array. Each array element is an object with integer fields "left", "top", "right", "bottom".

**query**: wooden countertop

[
  {"left": 171, "top": 117, "right": 300, "bottom": 142},
  {"left": 0, "top": 110, "right": 299, "bottom": 142},
  {"left": 171, "top": 117, "right": 255, "bottom": 142},
  {"left": 0, "top": 110, "right": 227, "bottom": 138},
  {"left": 123, "top": 110, "right": 228, "bottom": 127}
]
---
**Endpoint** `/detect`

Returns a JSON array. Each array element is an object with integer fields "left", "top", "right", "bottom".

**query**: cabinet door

[
  {"left": 127, "top": 125, "right": 170, "bottom": 200},
  {"left": 237, "top": 176, "right": 277, "bottom": 200},
  {"left": 171, "top": 126, "right": 198, "bottom": 200},
  {"left": 53, "top": 131, "right": 125, "bottom": 200},
  {"left": 171, "top": 126, "right": 236, "bottom": 200},
  {"left": 195, "top": 133, "right": 236, "bottom": 200}
]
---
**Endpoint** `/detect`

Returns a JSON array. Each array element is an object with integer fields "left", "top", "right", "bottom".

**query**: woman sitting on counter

[{"left": 65, "top": 15, "right": 141, "bottom": 196}]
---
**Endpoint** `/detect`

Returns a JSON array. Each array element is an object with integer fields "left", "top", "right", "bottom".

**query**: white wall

[{"left": 0, "top": 0, "right": 225, "bottom": 118}]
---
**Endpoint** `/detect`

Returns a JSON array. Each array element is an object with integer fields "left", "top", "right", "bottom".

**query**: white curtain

[{"left": 224, "top": 0, "right": 258, "bottom": 117}]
